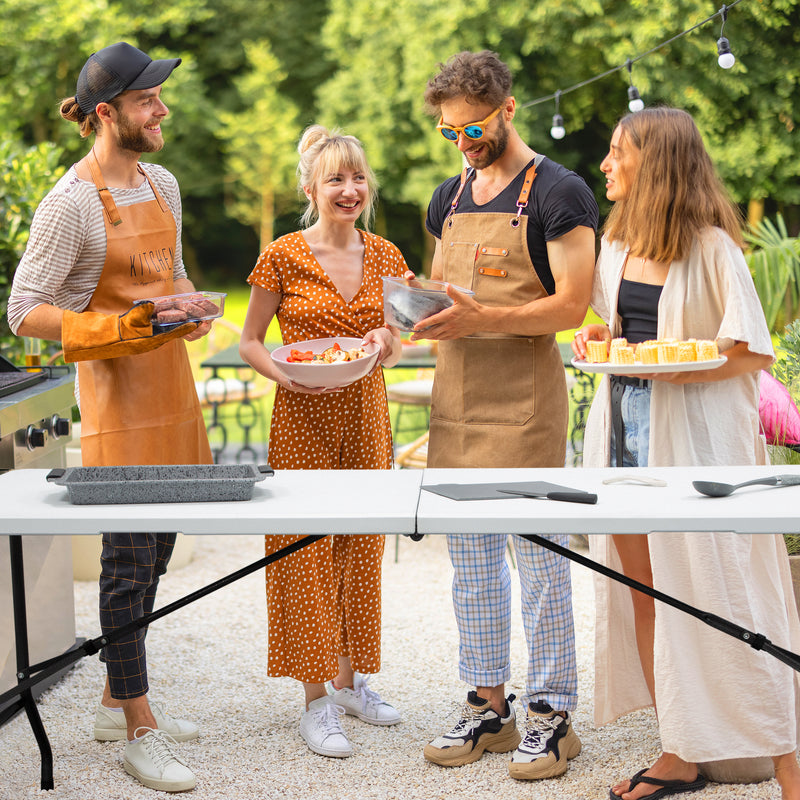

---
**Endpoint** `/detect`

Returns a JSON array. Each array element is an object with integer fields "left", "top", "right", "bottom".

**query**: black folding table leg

[
  {"left": 10, "top": 535, "right": 54, "bottom": 790},
  {"left": 4, "top": 531, "right": 328, "bottom": 791}
]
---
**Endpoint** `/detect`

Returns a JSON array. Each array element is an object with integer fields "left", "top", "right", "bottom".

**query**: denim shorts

[{"left": 610, "top": 384, "right": 652, "bottom": 468}]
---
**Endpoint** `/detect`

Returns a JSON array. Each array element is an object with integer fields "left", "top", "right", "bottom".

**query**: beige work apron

[
  {"left": 78, "top": 152, "right": 212, "bottom": 467},
  {"left": 427, "top": 162, "right": 567, "bottom": 468}
]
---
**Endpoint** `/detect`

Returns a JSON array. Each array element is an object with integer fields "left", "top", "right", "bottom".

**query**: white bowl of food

[
  {"left": 271, "top": 337, "right": 380, "bottom": 389},
  {"left": 383, "top": 277, "right": 474, "bottom": 331}
]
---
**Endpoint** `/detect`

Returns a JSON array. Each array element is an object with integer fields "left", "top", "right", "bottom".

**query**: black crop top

[{"left": 618, "top": 278, "right": 663, "bottom": 343}]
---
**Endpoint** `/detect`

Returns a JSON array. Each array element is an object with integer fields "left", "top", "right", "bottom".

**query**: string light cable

[{"left": 528, "top": 0, "right": 743, "bottom": 137}]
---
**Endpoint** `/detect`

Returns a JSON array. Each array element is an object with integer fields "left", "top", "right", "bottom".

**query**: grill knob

[
  {"left": 26, "top": 425, "right": 48, "bottom": 450},
  {"left": 49, "top": 415, "right": 71, "bottom": 438}
]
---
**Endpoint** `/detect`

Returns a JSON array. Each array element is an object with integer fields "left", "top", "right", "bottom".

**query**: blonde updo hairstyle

[{"left": 297, "top": 124, "right": 378, "bottom": 230}]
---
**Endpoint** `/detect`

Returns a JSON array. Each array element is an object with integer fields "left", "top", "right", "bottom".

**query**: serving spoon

[{"left": 692, "top": 474, "right": 800, "bottom": 497}]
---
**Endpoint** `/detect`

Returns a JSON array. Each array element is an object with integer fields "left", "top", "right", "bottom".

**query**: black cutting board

[{"left": 421, "top": 481, "right": 585, "bottom": 501}]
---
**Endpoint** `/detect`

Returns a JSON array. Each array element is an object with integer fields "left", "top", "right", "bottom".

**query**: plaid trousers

[
  {"left": 447, "top": 532, "right": 578, "bottom": 711},
  {"left": 98, "top": 531, "right": 175, "bottom": 699}
]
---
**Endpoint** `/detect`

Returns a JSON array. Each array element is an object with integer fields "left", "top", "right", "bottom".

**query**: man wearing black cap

[{"left": 8, "top": 42, "right": 212, "bottom": 792}]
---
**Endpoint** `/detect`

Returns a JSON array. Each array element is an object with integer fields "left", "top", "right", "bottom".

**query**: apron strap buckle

[
  {"left": 510, "top": 162, "right": 538, "bottom": 227},
  {"left": 511, "top": 200, "right": 527, "bottom": 227}
]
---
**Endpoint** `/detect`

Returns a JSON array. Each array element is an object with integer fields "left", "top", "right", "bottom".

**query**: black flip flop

[{"left": 608, "top": 768, "right": 707, "bottom": 800}]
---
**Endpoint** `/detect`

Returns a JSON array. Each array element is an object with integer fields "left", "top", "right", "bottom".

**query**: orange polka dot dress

[{"left": 247, "top": 229, "right": 407, "bottom": 682}]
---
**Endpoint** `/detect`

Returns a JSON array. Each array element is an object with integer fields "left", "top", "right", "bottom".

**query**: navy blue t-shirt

[{"left": 425, "top": 157, "right": 599, "bottom": 295}]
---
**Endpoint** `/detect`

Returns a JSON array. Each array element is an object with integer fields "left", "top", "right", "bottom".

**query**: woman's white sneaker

[
  {"left": 123, "top": 727, "right": 196, "bottom": 792},
  {"left": 328, "top": 674, "right": 401, "bottom": 726},
  {"left": 300, "top": 697, "right": 353, "bottom": 758}
]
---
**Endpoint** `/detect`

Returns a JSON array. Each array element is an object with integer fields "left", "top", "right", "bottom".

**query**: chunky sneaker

[
  {"left": 327, "top": 674, "right": 401, "bottom": 726},
  {"left": 123, "top": 727, "right": 196, "bottom": 792},
  {"left": 423, "top": 691, "right": 521, "bottom": 767},
  {"left": 299, "top": 696, "right": 353, "bottom": 758},
  {"left": 508, "top": 699, "right": 582, "bottom": 780},
  {"left": 94, "top": 701, "right": 200, "bottom": 742}
]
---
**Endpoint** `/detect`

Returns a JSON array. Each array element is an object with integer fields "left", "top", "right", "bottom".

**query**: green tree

[
  {"left": 315, "top": 0, "right": 799, "bottom": 216},
  {"left": 2, "top": 0, "right": 798, "bottom": 292},
  {"left": 0, "top": 0, "right": 124, "bottom": 150},
  {"left": 218, "top": 42, "right": 302, "bottom": 250},
  {"left": 0, "top": 140, "right": 65, "bottom": 350},
  {"left": 0, "top": 0, "right": 275, "bottom": 284},
  {"left": 577, "top": 0, "right": 800, "bottom": 214},
  {"left": 259, "top": 0, "right": 336, "bottom": 122}
]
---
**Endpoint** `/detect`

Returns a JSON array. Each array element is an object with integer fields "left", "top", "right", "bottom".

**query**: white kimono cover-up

[{"left": 584, "top": 227, "right": 800, "bottom": 762}]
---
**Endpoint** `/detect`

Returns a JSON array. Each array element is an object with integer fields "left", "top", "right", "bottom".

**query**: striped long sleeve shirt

[{"left": 7, "top": 162, "right": 188, "bottom": 334}]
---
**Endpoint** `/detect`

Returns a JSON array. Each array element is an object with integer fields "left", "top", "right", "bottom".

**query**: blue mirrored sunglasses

[{"left": 437, "top": 107, "right": 502, "bottom": 141}]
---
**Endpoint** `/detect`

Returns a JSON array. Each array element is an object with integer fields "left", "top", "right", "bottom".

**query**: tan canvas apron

[
  {"left": 427, "top": 162, "right": 567, "bottom": 468},
  {"left": 78, "top": 152, "right": 212, "bottom": 467}
]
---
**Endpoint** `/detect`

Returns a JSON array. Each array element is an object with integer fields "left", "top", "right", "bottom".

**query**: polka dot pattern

[{"left": 246, "top": 229, "right": 408, "bottom": 682}]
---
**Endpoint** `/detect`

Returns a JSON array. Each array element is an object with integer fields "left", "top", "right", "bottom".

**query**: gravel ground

[{"left": 0, "top": 533, "right": 787, "bottom": 799}]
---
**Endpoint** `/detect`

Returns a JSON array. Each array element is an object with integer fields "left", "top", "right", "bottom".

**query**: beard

[
  {"left": 464, "top": 117, "right": 509, "bottom": 170},
  {"left": 115, "top": 110, "right": 164, "bottom": 154}
]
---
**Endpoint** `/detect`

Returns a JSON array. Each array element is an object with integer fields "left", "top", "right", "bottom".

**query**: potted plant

[{"left": 745, "top": 214, "right": 800, "bottom": 334}]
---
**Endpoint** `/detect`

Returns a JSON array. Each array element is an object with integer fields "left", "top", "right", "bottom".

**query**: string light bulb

[
  {"left": 626, "top": 60, "right": 645, "bottom": 112},
  {"left": 717, "top": 37, "right": 735, "bottom": 68},
  {"left": 627, "top": 86, "right": 645, "bottom": 113},
  {"left": 550, "top": 91, "right": 566, "bottom": 139},
  {"left": 716, "top": 6, "right": 735, "bottom": 68}
]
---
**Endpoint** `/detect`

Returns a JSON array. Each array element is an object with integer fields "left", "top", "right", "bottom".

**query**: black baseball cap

[{"left": 76, "top": 42, "right": 181, "bottom": 114}]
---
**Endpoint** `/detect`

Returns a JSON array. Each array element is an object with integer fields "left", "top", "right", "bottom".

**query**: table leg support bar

[
  {"left": 518, "top": 533, "right": 800, "bottom": 673},
  {"left": 5, "top": 532, "right": 326, "bottom": 790},
  {"left": 95, "top": 533, "right": 327, "bottom": 642}
]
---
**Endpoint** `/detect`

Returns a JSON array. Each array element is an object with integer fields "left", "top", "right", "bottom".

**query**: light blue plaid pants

[{"left": 447, "top": 532, "right": 577, "bottom": 711}]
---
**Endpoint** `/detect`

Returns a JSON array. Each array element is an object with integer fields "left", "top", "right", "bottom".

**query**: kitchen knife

[{"left": 497, "top": 489, "right": 598, "bottom": 504}]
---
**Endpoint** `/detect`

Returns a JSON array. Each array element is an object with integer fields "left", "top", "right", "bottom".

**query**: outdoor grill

[
  {"left": 0, "top": 351, "right": 79, "bottom": 725},
  {"left": 0, "top": 355, "right": 74, "bottom": 470}
]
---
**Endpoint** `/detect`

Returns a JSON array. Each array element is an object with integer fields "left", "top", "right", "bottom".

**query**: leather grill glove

[{"left": 61, "top": 302, "right": 198, "bottom": 363}]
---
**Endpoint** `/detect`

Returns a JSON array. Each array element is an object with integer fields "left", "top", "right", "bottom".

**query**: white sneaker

[
  {"left": 123, "top": 727, "right": 196, "bottom": 792},
  {"left": 94, "top": 701, "right": 200, "bottom": 742},
  {"left": 299, "top": 697, "right": 353, "bottom": 758},
  {"left": 328, "top": 674, "right": 401, "bottom": 726}
]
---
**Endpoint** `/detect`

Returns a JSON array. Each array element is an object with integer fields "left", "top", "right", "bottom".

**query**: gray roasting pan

[{"left": 46, "top": 464, "right": 274, "bottom": 505}]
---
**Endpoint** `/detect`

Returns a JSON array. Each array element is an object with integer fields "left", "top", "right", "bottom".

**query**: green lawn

[{"left": 221, "top": 285, "right": 280, "bottom": 341}]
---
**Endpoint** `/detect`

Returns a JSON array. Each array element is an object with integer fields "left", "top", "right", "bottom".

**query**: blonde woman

[
  {"left": 239, "top": 125, "right": 405, "bottom": 757},
  {"left": 574, "top": 107, "right": 800, "bottom": 800}
]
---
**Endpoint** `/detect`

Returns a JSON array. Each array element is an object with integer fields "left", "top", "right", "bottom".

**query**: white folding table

[
  {"left": 2, "top": 463, "right": 800, "bottom": 790},
  {"left": 0, "top": 467, "right": 423, "bottom": 789},
  {"left": 416, "top": 465, "right": 800, "bottom": 535},
  {"left": 0, "top": 467, "right": 424, "bottom": 536}
]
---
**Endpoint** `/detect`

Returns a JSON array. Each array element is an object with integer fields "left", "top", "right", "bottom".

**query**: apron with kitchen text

[
  {"left": 78, "top": 152, "right": 212, "bottom": 466},
  {"left": 427, "top": 161, "right": 567, "bottom": 468}
]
